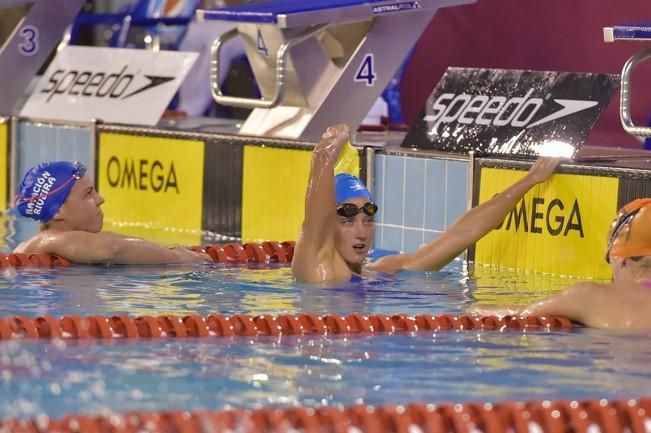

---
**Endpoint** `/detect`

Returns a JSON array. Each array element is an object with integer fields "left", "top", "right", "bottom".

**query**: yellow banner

[
  {"left": 98, "top": 133, "right": 204, "bottom": 245},
  {"left": 475, "top": 167, "right": 618, "bottom": 279},
  {"left": 0, "top": 122, "right": 7, "bottom": 212},
  {"left": 242, "top": 146, "right": 316, "bottom": 242}
]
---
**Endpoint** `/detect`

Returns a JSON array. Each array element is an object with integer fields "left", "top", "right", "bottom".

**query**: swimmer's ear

[{"left": 50, "top": 205, "right": 66, "bottom": 222}]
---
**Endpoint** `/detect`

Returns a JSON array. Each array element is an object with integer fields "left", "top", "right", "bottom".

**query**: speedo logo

[
  {"left": 41, "top": 66, "right": 175, "bottom": 102},
  {"left": 424, "top": 89, "right": 598, "bottom": 132}
]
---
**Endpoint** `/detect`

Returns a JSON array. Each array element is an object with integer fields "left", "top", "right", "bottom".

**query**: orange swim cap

[{"left": 607, "top": 198, "right": 651, "bottom": 262}]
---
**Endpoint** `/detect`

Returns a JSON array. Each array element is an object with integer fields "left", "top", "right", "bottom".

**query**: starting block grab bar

[
  {"left": 620, "top": 47, "right": 651, "bottom": 138},
  {"left": 210, "top": 24, "right": 330, "bottom": 109},
  {"left": 604, "top": 23, "right": 651, "bottom": 138}
]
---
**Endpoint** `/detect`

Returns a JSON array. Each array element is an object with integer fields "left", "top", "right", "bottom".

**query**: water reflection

[
  {"left": 0, "top": 261, "right": 475, "bottom": 317},
  {"left": 0, "top": 258, "right": 600, "bottom": 318},
  {"left": 469, "top": 265, "right": 608, "bottom": 307}
]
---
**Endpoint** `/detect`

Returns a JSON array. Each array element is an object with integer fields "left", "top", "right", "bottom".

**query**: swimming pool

[{"left": 2, "top": 218, "right": 639, "bottom": 425}]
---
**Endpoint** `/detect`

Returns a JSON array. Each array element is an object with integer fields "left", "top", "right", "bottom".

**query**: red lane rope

[
  {"left": 0, "top": 313, "right": 576, "bottom": 340},
  {"left": 1, "top": 397, "right": 649, "bottom": 433},
  {"left": 0, "top": 241, "right": 296, "bottom": 267}
]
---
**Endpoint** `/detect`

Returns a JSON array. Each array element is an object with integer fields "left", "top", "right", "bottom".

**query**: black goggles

[
  {"left": 336, "top": 202, "right": 378, "bottom": 218},
  {"left": 605, "top": 207, "right": 641, "bottom": 263}
]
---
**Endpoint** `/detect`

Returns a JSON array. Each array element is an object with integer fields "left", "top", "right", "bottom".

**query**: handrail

[{"left": 620, "top": 47, "right": 651, "bottom": 137}]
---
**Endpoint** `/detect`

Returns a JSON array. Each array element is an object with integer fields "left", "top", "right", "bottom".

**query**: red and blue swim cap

[
  {"left": 335, "top": 173, "right": 372, "bottom": 204},
  {"left": 15, "top": 161, "right": 87, "bottom": 222}
]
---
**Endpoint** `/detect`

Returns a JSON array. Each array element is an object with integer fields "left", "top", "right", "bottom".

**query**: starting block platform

[
  {"left": 604, "top": 23, "right": 651, "bottom": 42},
  {"left": 198, "top": 0, "right": 475, "bottom": 140},
  {"left": 604, "top": 21, "right": 651, "bottom": 139},
  {"left": 199, "top": 0, "right": 436, "bottom": 27}
]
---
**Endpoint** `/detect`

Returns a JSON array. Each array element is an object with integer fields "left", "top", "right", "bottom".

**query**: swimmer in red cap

[
  {"left": 292, "top": 123, "right": 560, "bottom": 283},
  {"left": 472, "top": 198, "right": 651, "bottom": 329},
  {"left": 13, "top": 161, "right": 209, "bottom": 264}
]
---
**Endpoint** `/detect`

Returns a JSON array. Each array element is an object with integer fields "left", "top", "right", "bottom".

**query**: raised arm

[
  {"left": 370, "top": 157, "right": 561, "bottom": 273},
  {"left": 37, "top": 230, "right": 210, "bottom": 264},
  {"left": 292, "top": 124, "right": 351, "bottom": 282}
]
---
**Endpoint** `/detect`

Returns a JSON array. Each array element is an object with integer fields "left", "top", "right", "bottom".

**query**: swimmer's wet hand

[
  {"left": 315, "top": 124, "right": 351, "bottom": 162},
  {"left": 525, "top": 156, "right": 562, "bottom": 185}
]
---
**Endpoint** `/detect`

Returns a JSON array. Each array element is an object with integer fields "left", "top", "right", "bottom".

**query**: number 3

[{"left": 18, "top": 25, "right": 39, "bottom": 56}]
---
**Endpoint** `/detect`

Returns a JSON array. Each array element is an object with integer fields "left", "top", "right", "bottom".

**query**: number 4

[
  {"left": 257, "top": 29, "right": 269, "bottom": 57},
  {"left": 354, "top": 54, "right": 376, "bottom": 86}
]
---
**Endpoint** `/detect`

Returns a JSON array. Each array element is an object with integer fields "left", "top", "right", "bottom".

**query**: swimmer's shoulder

[
  {"left": 14, "top": 231, "right": 49, "bottom": 254},
  {"left": 14, "top": 229, "right": 72, "bottom": 254}
]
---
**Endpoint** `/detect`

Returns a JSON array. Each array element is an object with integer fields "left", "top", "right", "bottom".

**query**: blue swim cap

[
  {"left": 335, "top": 173, "right": 372, "bottom": 204},
  {"left": 15, "top": 161, "right": 87, "bottom": 222}
]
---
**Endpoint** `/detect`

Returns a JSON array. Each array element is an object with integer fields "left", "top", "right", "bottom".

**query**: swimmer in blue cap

[
  {"left": 292, "top": 124, "right": 560, "bottom": 283},
  {"left": 13, "top": 161, "right": 209, "bottom": 264}
]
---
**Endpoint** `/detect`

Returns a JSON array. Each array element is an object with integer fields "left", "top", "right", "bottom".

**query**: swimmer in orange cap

[
  {"left": 292, "top": 123, "right": 560, "bottom": 283},
  {"left": 471, "top": 198, "right": 651, "bottom": 329},
  {"left": 13, "top": 161, "right": 210, "bottom": 265}
]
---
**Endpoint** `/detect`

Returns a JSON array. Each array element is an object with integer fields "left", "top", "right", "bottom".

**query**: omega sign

[
  {"left": 496, "top": 196, "right": 584, "bottom": 237},
  {"left": 106, "top": 157, "right": 179, "bottom": 193}
]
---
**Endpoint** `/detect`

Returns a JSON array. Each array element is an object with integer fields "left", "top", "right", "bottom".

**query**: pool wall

[
  {"left": 31, "top": 122, "right": 364, "bottom": 244},
  {"left": 471, "top": 159, "right": 651, "bottom": 278},
  {"left": 6, "top": 116, "right": 651, "bottom": 277},
  {"left": 13, "top": 118, "right": 95, "bottom": 193},
  {"left": 372, "top": 149, "right": 470, "bottom": 254}
]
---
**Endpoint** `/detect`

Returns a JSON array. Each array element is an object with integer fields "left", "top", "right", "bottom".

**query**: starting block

[
  {"left": 0, "top": 0, "right": 86, "bottom": 115},
  {"left": 197, "top": 0, "right": 475, "bottom": 140},
  {"left": 604, "top": 22, "right": 651, "bottom": 138}
]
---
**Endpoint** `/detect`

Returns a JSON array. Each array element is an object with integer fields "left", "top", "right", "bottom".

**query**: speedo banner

[
  {"left": 98, "top": 133, "right": 204, "bottom": 245},
  {"left": 474, "top": 167, "right": 618, "bottom": 279},
  {"left": 403, "top": 68, "right": 619, "bottom": 157},
  {"left": 21, "top": 46, "right": 197, "bottom": 126}
]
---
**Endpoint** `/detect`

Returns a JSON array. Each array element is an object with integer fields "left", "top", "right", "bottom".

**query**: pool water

[
  {"left": 0, "top": 217, "right": 629, "bottom": 421},
  {"left": 1, "top": 328, "right": 651, "bottom": 419}
]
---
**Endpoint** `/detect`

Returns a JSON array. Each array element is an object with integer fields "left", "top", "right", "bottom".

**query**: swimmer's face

[
  {"left": 56, "top": 174, "right": 104, "bottom": 232},
  {"left": 335, "top": 197, "right": 375, "bottom": 266}
]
